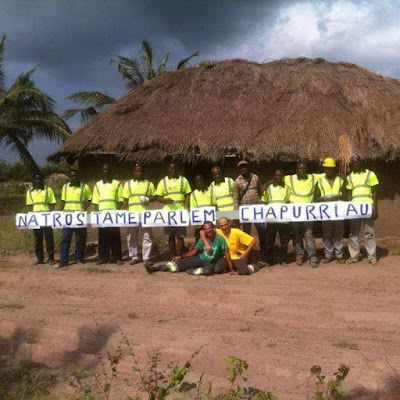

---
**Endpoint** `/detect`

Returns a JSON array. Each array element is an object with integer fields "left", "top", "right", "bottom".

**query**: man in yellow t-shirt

[
  {"left": 200, "top": 217, "right": 259, "bottom": 275},
  {"left": 346, "top": 155, "right": 379, "bottom": 265}
]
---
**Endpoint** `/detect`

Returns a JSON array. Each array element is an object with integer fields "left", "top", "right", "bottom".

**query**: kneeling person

[
  {"left": 202, "top": 217, "right": 259, "bottom": 275},
  {"left": 145, "top": 221, "right": 228, "bottom": 275}
]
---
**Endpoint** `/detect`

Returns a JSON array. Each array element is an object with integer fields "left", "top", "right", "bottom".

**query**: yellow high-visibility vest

[
  {"left": 62, "top": 182, "right": 92, "bottom": 211},
  {"left": 92, "top": 180, "right": 123, "bottom": 210},
  {"left": 123, "top": 179, "right": 155, "bottom": 212},
  {"left": 156, "top": 176, "right": 191, "bottom": 211},
  {"left": 262, "top": 184, "right": 290, "bottom": 204},
  {"left": 346, "top": 169, "right": 379, "bottom": 204},
  {"left": 190, "top": 188, "right": 212, "bottom": 208},
  {"left": 210, "top": 177, "right": 234, "bottom": 210},
  {"left": 26, "top": 186, "right": 56, "bottom": 212},
  {"left": 318, "top": 176, "right": 343, "bottom": 199},
  {"left": 285, "top": 174, "right": 317, "bottom": 203}
]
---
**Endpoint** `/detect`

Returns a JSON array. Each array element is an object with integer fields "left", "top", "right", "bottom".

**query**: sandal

[{"left": 346, "top": 258, "right": 358, "bottom": 264}]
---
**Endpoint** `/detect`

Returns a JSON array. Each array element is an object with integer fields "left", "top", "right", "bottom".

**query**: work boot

[
  {"left": 144, "top": 260, "right": 154, "bottom": 268},
  {"left": 144, "top": 263, "right": 157, "bottom": 274},
  {"left": 336, "top": 258, "right": 345, "bottom": 264},
  {"left": 129, "top": 259, "right": 141, "bottom": 266},
  {"left": 55, "top": 263, "right": 67, "bottom": 269},
  {"left": 32, "top": 260, "right": 44, "bottom": 265},
  {"left": 322, "top": 257, "right": 333, "bottom": 264},
  {"left": 296, "top": 256, "right": 304, "bottom": 266},
  {"left": 47, "top": 259, "right": 57, "bottom": 265},
  {"left": 310, "top": 260, "right": 319, "bottom": 268}
]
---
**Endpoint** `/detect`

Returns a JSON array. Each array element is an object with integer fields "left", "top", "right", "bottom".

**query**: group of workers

[{"left": 26, "top": 154, "right": 379, "bottom": 274}]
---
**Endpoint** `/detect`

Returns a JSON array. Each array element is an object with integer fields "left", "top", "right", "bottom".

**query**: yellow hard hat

[{"left": 322, "top": 157, "right": 336, "bottom": 167}]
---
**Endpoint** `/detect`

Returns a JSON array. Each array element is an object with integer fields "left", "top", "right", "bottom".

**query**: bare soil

[{"left": 1, "top": 252, "right": 400, "bottom": 399}]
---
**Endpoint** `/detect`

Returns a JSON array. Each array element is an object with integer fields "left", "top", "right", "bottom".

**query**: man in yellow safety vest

[
  {"left": 262, "top": 167, "right": 291, "bottom": 266},
  {"left": 315, "top": 158, "right": 346, "bottom": 264},
  {"left": 57, "top": 170, "right": 92, "bottom": 268},
  {"left": 285, "top": 162, "right": 319, "bottom": 268},
  {"left": 190, "top": 174, "right": 213, "bottom": 242},
  {"left": 92, "top": 164, "right": 124, "bottom": 265},
  {"left": 156, "top": 162, "right": 191, "bottom": 257},
  {"left": 209, "top": 166, "right": 234, "bottom": 211},
  {"left": 26, "top": 172, "right": 56, "bottom": 265},
  {"left": 123, "top": 164, "right": 156, "bottom": 267},
  {"left": 346, "top": 155, "right": 379, "bottom": 265}
]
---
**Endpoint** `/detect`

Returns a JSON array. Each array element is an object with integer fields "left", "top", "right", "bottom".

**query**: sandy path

[{"left": 1, "top": 255, "right": 400, "bottom": 399}]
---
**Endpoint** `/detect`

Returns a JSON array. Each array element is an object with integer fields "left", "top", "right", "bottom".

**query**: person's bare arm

[
  {"left": 60, "top": 200, "right": 65, "bottom": 211},
  {"left": 257, "top": 177, "right": 263, "bottom": 199},
  {"left": 83, "top": 200, "right": 91, "bottom": 211},
  {"left": 123, "top": 198, "right": 129, "bottom": 210},
  {"left": 184, "top": 193, "right": 190, "bottom": 210},
  {"left": 233, "top": 182, "right": 239, "bottom": 210},
  {"left": 173, "top": 248, "right": 197, "bottom": 261},
  {"left": 49, "top": 204, "right": 55, "bottom": 211},
  {"left": 199, "top": 230, "right": 212, "bottom": 253},
  {"left": 224, "top": 249, "right": 235, "bottom": 274},
  {"left": 239, "top": 238, "right": 257, "bottom": 261},
  {"left": 315, "top": 186, "right": 322, "bottom": 202},
  {"left": 372, "top": 187, "right": 378, "bottom": 219},
  {"left": 157, "top": 196, "right": 173, "bottom": 204}
]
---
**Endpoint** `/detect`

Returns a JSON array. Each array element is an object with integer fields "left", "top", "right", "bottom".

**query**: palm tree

[
  {"left": 63, "top": 41, "right": 199, "bottom": 123},
  {"left": 0, "top": 36, "right": 71, "bottom": 173}
]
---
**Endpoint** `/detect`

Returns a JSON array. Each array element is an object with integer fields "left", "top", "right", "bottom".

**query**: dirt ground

[{"left": 1, "top": 251, "right": 400, "bottom": 399}]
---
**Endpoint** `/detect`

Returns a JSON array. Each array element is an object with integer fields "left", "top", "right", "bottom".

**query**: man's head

[
  {"left": 133, "top": 164, "right": 143, "bottom": 180},
  {"left": 349, "top": 155, "right": 362, "bottom": 172},
  {"left": 238, "top": 160, "right": 250, "bottom": 177},
  {"left": 33, "top": 172, "right": 44, "bottom": 188},
  {"left": 70, "top": 170, "right": 79, "bottom": 185},
  {"left": 322, "top": 158, "right": 337, "bottom": 178},
  {"left": 218, "top": 217, "right": 231, "bottom": 235},
  {"left": 203, "top": 221, "right": 215, "bottom": 238},
  {"left": 211, "top": 166, "right": 223, "bottom": 183},
  {"left": 273, "top": 168, "right": 284, "bottom": 184},
  {"left": 102, "top": 164, "right": 112, "bottom": 180},
  {"left": 296, "top": 162, "right": 307, "bottom": 178},
  {"left": 195, "top": 174, "right": 207, "bottom": 190},
  {"left": 167, "top": 162, "right": 179, "bottom": 178}
]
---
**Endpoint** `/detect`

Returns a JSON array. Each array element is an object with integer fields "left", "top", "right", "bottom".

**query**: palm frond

[
  {"left": 110, "top": 56, "right": 145, "bottom": 90},
  {"left": 66, "top": 91, "right": 115, "bottom": 109},
  {"left": 0, "top": 35, "right": 6, "bottom": 93},
  {"left": 140, "top": 41, "right": 156, "bottom": 80},
  {"left": 177, "top": 51, "right": 199, "bottom": 70},
  {"left": 157, "top": 53, "right": 169, "bottom": 75}
]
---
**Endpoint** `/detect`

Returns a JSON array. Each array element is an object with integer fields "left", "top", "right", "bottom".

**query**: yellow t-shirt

[{"left": 216, "top": 228, "right": 253, "bottom": 259}]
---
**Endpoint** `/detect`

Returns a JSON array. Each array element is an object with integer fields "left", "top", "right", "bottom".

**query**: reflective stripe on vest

[
  {"left": 191, "top": 189, "right": 212, "bottom": 208},
  {"left": 127, "top": 180, "right": 151, "bottom": 210},
  {"left": 318, "top": 176, "right": 343, "bottom": 199},
  {"left": 64, "top": 183, "right": 86, "bottom": 210},
  {"left": 349, "top": 170, "right": 373, "bottom": 201},
  {"left": 29, "top": 186, "right": 50, "bottom": 211},
  {"left": 267, "top": 185, "right": 290, "bottom": 204},
  {"left": 289, "top": 175, "right": 315, "bottom": 203},
  {"left": 210, "top": 178, "right": 234, "bottom": 210},
  {"left": 162, "top": 176, "right": 186, "bottom": 207},
  {"left": 95, "top": 181, "right": 121, "bottom": 210}
]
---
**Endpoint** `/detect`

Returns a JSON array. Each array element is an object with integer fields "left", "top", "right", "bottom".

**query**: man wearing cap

[
  {"left": 284, "top": 162, "right": 319, "bottom": 268},
  {"left": 233, "top": 161, "right": 267, "bottom": 261},
  {"left": 346, "top": 156, "right": 379, "bottom": 265},
  {"left": 315, "top": 158, "right": 346, "bottom": 264}
]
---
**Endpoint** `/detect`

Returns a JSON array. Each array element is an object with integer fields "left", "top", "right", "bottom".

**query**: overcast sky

[{"left": 1, "top": 0, "right": 400, "bottom": 164}]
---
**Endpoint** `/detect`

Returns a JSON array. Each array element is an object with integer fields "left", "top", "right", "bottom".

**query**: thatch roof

[{"left": 50, "top": 57, "right": 400, "bottom": 164}]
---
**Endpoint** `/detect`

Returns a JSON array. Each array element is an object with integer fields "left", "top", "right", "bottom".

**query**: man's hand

[
  {"left": 230, "top": 271, "right": 239, "bottom": 275},
  {"left": 205, "top": 243, "right": 212, "bottom": 253},
  {"left": 239, "top": 253, "right": 248, "bottom": 261},
  {"left": 172, "top": 255, "right": 182, "bottom": 261},
  {"left": 140, "top": 196, "right": 149, "bottom": 203},
  {"left": 372, "top": 206, "right": 378, "bottom": 220},
  {"left": 164, "top": 197, "right": 174, "bottom": 204}
]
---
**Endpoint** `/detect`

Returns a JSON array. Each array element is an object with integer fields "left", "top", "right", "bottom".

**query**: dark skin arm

[
  {"left": 184, "top": 193, "right": 190, "bottom": 210},
  {"left": 157, "top": 195, "right": 174, "bottom": 204},
  {"left": 239, "top": 238, "right": 257, "bottom": 261},
  {"left": 199, "top": 229, "right": 213, "bottom": 253},
  {"left": 372, "top": 187, "right": 378, "bottom": 219},
  {"left": 224, "top": 249, "right": 235, "bottom": 274},
  {"left": 173, "top": 248, "right": 198, "bottom": 261}
]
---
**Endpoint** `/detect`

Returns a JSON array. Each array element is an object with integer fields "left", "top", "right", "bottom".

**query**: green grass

[
  {"left": 0, "top": 260, "right": 18, "bottom": 270},
  {"left": 333, "top": 339, "right": 359, "bottom": 350},
  {"left": 0, "top": 299, "right": 24, "bottom": 309}
]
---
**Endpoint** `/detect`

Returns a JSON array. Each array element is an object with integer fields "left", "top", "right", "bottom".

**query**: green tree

[
  {"left": 63, "top": 40, "right": 199, "bottom": 123},
  {"left": 0, "top": 35, "right": 70, "bottom": 173}
]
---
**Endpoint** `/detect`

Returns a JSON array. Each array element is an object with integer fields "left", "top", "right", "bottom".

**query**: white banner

[
  {"left": 239, "top": 202, "right": 372, "bottom": 223},
  {"left": 15, "top": 202, "right": 372, "bottom": 229},
  {"left": 91, "top": 210, "right": 139, "bottom": 227},
  {"left": 190, "top": 207, "right": 216, "bottom": 225},
  {"left": 141, "top": 209, "right": 189, "bottom": 227}
]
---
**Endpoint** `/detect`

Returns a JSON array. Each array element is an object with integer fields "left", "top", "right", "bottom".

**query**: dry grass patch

[
  {"left": 333, "top": 339, "right": 359, "bottom": 350},
  {"left": 0, "top": 299, "right": 24, "bottom": 309}
]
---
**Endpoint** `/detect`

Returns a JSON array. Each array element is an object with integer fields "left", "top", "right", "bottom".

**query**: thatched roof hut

[{"left": 51, "top": 57, "right": 400, "bottom": 167}]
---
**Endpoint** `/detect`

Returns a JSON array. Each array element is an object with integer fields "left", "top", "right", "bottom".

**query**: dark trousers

[
  {"left": 60, "top": 228, "right": 87, "bottom": 264},
  {"left": 243, "top": 223, "right": 267, "bottom": 260},
  {"left": 33, "top": 227, "right": 54, "bottom": 262},
  {"left": 98, "top": 227, "right": 122, "bottom": 262},
  {"left": 177, "top": 255, "right": 214, "bottom": 275},
  {"left": 214, "top": 258, "right": 260, "bottom": 275},
  {"left": 265, "top": 223, "right": 290, "bottom": 263}
]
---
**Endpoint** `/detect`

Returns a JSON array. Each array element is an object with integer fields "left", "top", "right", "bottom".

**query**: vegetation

[
  {"left": 0, "top": 36, "right": 70, "bottom": 173},
  {"left": 333, "top": 339, "right": 359, "bottom": 351},
  {"left": 62, "top": 40, "right": 199, "bottom": 123},
  {"left": 0, "top": 298, "right": 24, "bottom": 309}
]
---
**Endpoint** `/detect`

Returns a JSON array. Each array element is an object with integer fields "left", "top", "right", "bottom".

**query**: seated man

[
  {"left": 201, "top": 217, "right": 259, "bottom": 275},
  {"left": 144, "top": 221, "right": 229, "bottom": 276}
]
